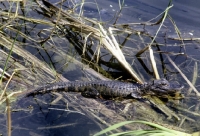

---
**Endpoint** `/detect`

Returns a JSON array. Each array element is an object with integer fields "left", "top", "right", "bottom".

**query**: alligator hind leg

[{"left": 81, "top": 87, "right": 100, "bottom": 98}]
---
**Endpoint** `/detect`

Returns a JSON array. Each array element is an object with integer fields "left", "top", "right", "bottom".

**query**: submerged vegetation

[{"left": 0, "top": 0, "right": 200, "bottom": 135}]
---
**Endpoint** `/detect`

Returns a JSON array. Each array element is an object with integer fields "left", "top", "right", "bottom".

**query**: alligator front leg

[{"left": 131, "top": 92, "right": 142, "bottom": 99}]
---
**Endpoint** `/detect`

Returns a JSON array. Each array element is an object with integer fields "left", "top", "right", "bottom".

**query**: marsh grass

[{"left": 94, "top": 121, "right": 192, "bottom": 136}]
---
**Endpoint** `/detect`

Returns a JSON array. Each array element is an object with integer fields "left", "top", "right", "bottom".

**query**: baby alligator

[{"left": 26, "top": 78, "right": 184, "bottom": 99}]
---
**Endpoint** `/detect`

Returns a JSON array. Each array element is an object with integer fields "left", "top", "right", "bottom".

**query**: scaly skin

[{"left": 26, "top": 78, "right": 184, "bottom": 99}]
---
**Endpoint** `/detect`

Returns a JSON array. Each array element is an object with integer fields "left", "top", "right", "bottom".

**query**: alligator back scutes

[{"left": 26, "top": 81, "right": 141, "bottom": 98}]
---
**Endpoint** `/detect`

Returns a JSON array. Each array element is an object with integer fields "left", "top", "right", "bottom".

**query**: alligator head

[{"left": 142, "top": 78, "right": 184, "bottom": 95}]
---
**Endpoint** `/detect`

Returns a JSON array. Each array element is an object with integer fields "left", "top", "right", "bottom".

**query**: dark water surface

[
  {"left": 83, "top": 0, "right": 200, "bottom": 36},
  {"left": 1, "top": 0, "right": 200, "bottom": 135}
]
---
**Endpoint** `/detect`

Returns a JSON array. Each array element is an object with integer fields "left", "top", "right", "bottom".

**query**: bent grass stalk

[{"left": 94, "top": 120, "right": 191, "bottom": 136}]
